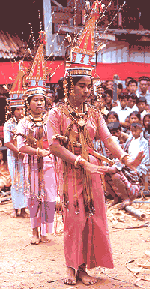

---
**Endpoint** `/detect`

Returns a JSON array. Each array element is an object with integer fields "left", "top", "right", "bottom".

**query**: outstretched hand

[
  {"left": 124, "top": 151, "right": 145, "bottom": 171},
  {"left": 82, "top": 160, "right": 117, "bottom": 175}
]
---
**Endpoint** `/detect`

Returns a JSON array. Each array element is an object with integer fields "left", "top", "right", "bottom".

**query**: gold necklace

[{"left": 66, "top": 101, "right": 88, "bottom": 129}]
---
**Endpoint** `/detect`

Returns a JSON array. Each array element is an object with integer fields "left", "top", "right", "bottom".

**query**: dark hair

[
  {"left": 118, "top": 93, "right": 127, "bottom": 100},
  {"left": 106, "top": 111, "right": 119, "bottom": 121},
  {"left": 127, "top": 79, "right": 137, "bottom": 87},
  {"left": 125, "top": 77, "right": 133, "bottom": 85},
  {"left": 131, "top": 122, "right": 142, "bottom": 129},
  {"left": 105, "top": 89, "right": 112, "bottom": 98},
  {"left": 11, "top": 107, "right": 18, "bottom": 115},
  {"left": 106, "top": 80, "right": 113, "bottom": 84},
  {"left": 136, "top": 96, "right": 147, "bottom": 105},
  {"left": 57, "top": 76, "right": 91, "bottom": 101},
  {"left": 129, "top": 111, "right": 141, "bottom": 121},
  {"left": 143, "top": 113, "right": 150, "bottom": 125},
  {"left": 139, "top": 76, "right": 149, "bottom": 82},
  {"left": 107, "top": 121, "right": 121, "bottom": 132},
  {"left": 127, "top": 93, "right": 137, "bottom": 101},
  {"left": 118, "top": 83, "right": 123, "bottom": 89}
]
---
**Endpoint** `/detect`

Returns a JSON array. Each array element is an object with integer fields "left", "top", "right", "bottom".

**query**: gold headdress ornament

[
  {"left": 69, "top": 0, "right": 104, "bottom": 66},
  {"left": 25, "top": 31, "right": 47, "bottom": 99},
  {"left": 65, "top": 63, "right": 92, "bottom": 78},
  {"left": 8, "top": 70, "right": 25, "bottom": 107},
  {"left": 63, "top": 0, "right": 104, "bottom": 97}
]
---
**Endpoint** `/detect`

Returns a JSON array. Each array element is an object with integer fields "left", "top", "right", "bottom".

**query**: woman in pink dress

[
  {"left": 47, "top": 65, "right": 144, "bottom": 285},
  {"left": 17, "top": 87, "right": 57, "bottom": 244}
]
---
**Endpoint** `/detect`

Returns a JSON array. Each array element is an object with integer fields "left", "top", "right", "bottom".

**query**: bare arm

[
  {"left": 50, "top": 141, "right": 76, "bottom": 164},
  {"left": 19, "top": 145, "right": 37, "bottom": 155},
  {"left": 104, "top": 136, "right": 144, "bottom": 170},
  {"left": 50, "top": 141, "right": 117, "bottom": 174},
  {"left": 4, "top": 142, "right": 19, "bottom": 154},
  {"left": 104, "top": 136, "right": 125, "bottom": 160},
  {"left": 19, "top": 145, "right": 49, "bottom": 157}
]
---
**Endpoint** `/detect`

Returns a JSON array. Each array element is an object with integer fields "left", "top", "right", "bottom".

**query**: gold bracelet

[
  {"left": 37, "top": 147, "right": 40, "bottom": 157},
  {"left": 74, "top": 155, "right": 86, "bottom": 168},
  {"left": 74, "top": 155, "right": 82, "bottom": 168},
  {"left": 18, "top": 151, "right": 21, "bottom": 158}
]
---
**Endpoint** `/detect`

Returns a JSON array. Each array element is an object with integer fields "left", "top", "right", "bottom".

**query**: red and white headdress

[
  {"left": 8, "top": 70, "right": 25, "bottom": 107},
  {"left": 26, "top": 32, "right": 47, "bottom": 98}
]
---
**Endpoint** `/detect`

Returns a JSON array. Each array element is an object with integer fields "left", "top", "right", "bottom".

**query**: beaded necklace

[{"left": 60, "top": 101, "right": 96, "bottom": 216}]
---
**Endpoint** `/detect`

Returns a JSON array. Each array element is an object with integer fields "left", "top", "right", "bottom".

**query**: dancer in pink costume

[
  {"left": 17, "top": 87, "right": 57, "bottom": 244},
  {"left": 47, "top": 64, "right": 144, "bottom": 285}
]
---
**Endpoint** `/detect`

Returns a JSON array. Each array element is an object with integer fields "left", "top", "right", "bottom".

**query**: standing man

[
  {"left": 127, "top": 79, "right": 138, "bottom": 96},
  {"left": 138, "top": 76, "right": 150, "bottom": 107}
]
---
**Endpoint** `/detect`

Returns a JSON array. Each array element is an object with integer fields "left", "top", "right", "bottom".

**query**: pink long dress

[
  {"left": 47, "top": 104, "right": 114, "bottom": 270},
  {"left": 17, "top": 116, "right": 57, "bottom": 236}
]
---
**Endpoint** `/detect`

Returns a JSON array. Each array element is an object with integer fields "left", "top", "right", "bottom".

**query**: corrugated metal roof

[{"left": 0, "top": 31, "right": 29, "bottom": 59}]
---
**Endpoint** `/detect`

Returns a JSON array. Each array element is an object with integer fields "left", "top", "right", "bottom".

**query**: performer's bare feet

[
  {"left": 78, "top": 264, "right": 97, "bottom": 285},
  {"left": 64, "top": 267, "right": 76, "bottom": 285},
  {"left": 20, "top": 208, "right": 29, "bottom": 218},
  {"left": 40, "top": 236, "right": 51, "bottom": 243},
  {"left": 31, "top": 228, "right": 40, "bottom": 245},
  {"left": 10, "top": 209, "right": 19, "bottom": 218}
]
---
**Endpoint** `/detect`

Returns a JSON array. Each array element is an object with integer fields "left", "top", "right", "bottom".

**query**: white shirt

[
  {"left": 112, "top": 106, "right": 131, "bottom": 122},
  {"left": 137, "top": 91, "right": 150, "bottom": 105},
  {"left": 128, "top": 137, "right": 140, "bottom": 160}
]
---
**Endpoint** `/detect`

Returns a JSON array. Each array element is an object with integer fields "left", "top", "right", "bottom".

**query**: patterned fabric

[
  {"left": 47, "top": 103, "right": 114, "bottom": 270},
  {"left": 17, "top": 115, "right": 57, "bottom": 235},
  {"left": 4, "top": 118, "right": 27, "bottom": 209}
]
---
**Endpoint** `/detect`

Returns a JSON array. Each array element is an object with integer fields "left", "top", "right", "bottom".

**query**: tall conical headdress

[
  {"left": 26, "top": 32, "right": 47, "bottom": 98},
  {"left": 8, "top": 70, "right": 25, "bottom": 107},
  {"left": 70, "top": 0, "right": 104, "bottom": 66}
]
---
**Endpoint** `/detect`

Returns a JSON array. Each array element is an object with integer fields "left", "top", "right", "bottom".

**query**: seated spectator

[
  {"left": 104, "top": 89, "right": 113, "bottom": 111},
  {"left": 105, "top": 80, "right": 113, "bottom": 91},
  {"left": 136, "top": 96, "right": 147, "bottom": 120},
  {"left": 127, "top": 79, "right": 138, "bottom": 95},
  {"left": 127, "top": 93, "right": 138, "bottom": 112},
  {"left": 106, "top": 111, "right": 119, "bottom": 124},
  {"left": 124, "top": 122, "right": 149, "bottom": 185},
  {"left": 112, "top": 93, "right": 131, "bottom": 126},
  {"left": 97, "top": 84, "right": 105, "bottom": 98},
  {"left": 143, "top": 113, "right": 150, "bottom": 140},
  {"left": 125, "top": 77, "right": 133, "bottom": 94},
  {"left": 124, "top": 111, "right": 142, "bottom": 138},
  {"left": 107, "top": 121, "right": 128, "bottom": 147},
  {"left": 138, "top": 76, "right": 150, "bottom": 106}
]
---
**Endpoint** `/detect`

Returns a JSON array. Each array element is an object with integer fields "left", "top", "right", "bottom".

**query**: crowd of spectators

[{"left": 93, "top": 76, "right": 150, "bottom": 207}]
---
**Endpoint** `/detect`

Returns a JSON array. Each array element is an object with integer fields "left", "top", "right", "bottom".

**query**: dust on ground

[{"left": 0, "top": 197, "right": 150, "bottom": 289}]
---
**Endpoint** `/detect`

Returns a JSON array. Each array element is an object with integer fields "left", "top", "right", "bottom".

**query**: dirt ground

[{"left": 0, "top": 198, "right": 150, "bottom": 289}]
